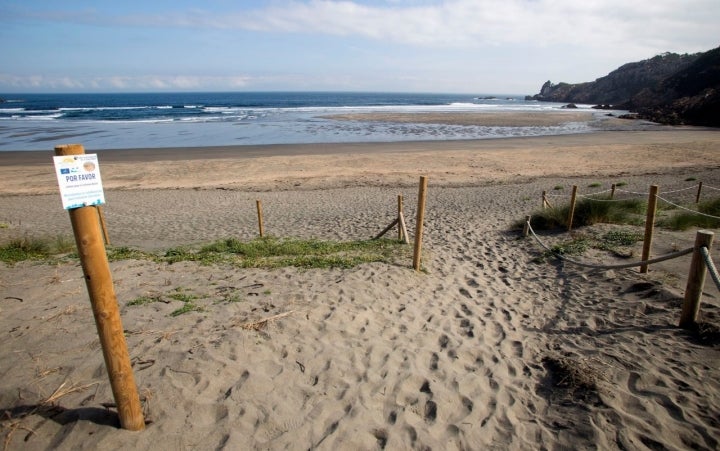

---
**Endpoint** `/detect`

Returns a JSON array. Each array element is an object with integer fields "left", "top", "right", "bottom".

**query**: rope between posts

[
  {"left": 656, "top": 195, "right": 720, "bottom": 220},
  {"left": 615, "top": 188, "right": 649, "bottom": 196},
  {"left": 660, "top": 184, "right": 700, "bottom": 194},
  {"left": 576, "top": 194, "right": 626, "bottom": 203},
  {"left": 700, "top": 246, "right": 720, "bottom": 291},
  {"left": 705, "top": 184, "right": 720, "bottom": 191},
  {"left": 526, "top": 221, "right": 694, "bottom": 270}
]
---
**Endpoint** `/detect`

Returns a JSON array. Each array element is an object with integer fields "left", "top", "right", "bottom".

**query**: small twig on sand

[
  {"left": 235, "top": 310, "right": 296, "bottom": 331},
  {"left": 42, "top": 381, "right": 98, "bottom": 406}
]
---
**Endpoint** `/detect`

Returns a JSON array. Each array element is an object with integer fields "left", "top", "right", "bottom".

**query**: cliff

[{"left": 527, "top": 46, "right": 720, "bottom": 127}]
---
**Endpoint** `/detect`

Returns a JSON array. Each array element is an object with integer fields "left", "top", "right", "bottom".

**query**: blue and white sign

[{"left": 53, "top": 154, "right": 105, "bottom": 209}]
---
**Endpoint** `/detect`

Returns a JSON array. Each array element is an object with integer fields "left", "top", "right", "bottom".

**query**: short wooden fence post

[
  {"left": 523, "top": 215, "right": 531, "bottom": 237},
  {"left": 97, "top": 206, "right": 111, "bottom": 246},
  {"left": 610, "top": 183, "right": 616, "bottom": 200},
  {"left": 256, "top": 200, "right": 264, "bottom": 238},
  {"left": 567, "top": 185, "right": 578, "bottom": 231},
  {"left": 640, "top": 185, "right": 659, "bottom": 273},
  {"left": 696, "top": 181, "right": 703, "bottom": 204},
  {"left": 54, "top": 144, "right": 145, "bottom": 431},
  {"left": 680, "top": 230, "right": 714, "bottom": 329},
  {"left": 397, "top": 195, "right": 404, "bottom": 241},
  {"left": 413, "top": 176, "right": 428, "bottom": 271}
]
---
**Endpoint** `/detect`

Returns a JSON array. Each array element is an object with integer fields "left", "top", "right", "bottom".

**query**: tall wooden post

[
  {"left": 680, "top": 230, "right": 714, "bottom": 328},
  {"left": 256, "top": 200, "right": 264, "bottom": 238},
  {"left": 54, "top": 144, "right": 145, "bottom": 431},
  {"left": 696, "top": 182, "right": 703, "bottom": 204},
  {"left": 567, "top": 185, "right": 578, "bottom": 231},
  {"left": 413, "top": 176, "right": 428, "bottom": 271},
  {"left": 610, "top": 183, "right": 616, "bottom": 200},
  {"left": 640, "top": 185, "right": 659, "bottom": 273}
]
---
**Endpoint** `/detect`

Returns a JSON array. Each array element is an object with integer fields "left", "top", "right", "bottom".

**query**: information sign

[{"left": 53, "top": 153, "right": 106, "bottom": 209}]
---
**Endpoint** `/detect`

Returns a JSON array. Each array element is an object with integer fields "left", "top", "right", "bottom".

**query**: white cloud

[
  {"left": 137, "top": 0, "right": 719, "bottom": 56},
  {"left": 7, "top": 0, "right": 717, "bottom": 55}
]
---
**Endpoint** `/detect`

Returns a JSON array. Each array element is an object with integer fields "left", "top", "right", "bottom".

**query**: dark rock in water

[
  {"left": 526, "top": 46, "right": 720, "bottom": 127},
  {"left": 562, "top": 103, "right": 578, "bottom": 109}
]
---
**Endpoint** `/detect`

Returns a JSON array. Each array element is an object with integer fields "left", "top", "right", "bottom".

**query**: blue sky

[{"left": 1, "top": 0, "right": 718, "bottom": 94}]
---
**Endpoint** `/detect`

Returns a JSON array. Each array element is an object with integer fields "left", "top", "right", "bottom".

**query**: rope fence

[
  {"left": 526, "top": 220, "right": 716, "bottom": 330},
  {"left": 540, "top": 182, "right": 720, "bottom": 234},
  {"left": 545, "top": 182, "right": 720, "bottom": 202},
  {"left": 525, "top": 221, "right": 694, "bottom": 270},
  {"left": 529, "top": 180, "right": 720, "bottom": 329},
  {"left": 655, "top": 195, "right": 720, "bottom": 220}
]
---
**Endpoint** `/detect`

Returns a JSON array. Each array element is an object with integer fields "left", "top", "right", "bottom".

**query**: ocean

[{"left": 0, "top": 92, "right": 615, "bottom": 151}]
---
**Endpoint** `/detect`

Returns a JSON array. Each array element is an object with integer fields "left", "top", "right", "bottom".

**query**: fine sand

[{"left": 1, "top": 124, "right": 720, "bottom": 450}]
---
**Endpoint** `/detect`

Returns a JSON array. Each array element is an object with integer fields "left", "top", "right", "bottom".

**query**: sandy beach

[{"left": 1, "top": 121, "right": 720, "bottom": 450}]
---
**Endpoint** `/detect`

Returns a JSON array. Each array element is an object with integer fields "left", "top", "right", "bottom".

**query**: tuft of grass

[
  {"left": 170, "top": 303, "right": 203, "bottom": 317},
  {"left": 685, "top": 176, "right": 697, "bottom": 182},
  {"left": 600, "top": 229, "right": 643, "bottom": 247},
  {"left": 553, "top": 185, "right": 564, "bottom": 190},
  {"left": 1, "top": 235, "right": 409, "bottom": 268},
  {"left": 168, "top": 291, "right": 198, "bottom": 303},
  {"left": 518, "top": 198, "right": 646, "bottom": 231},
  {"left": 538, "top": 229, "right": 641, "bottom": 262},
  {"left": 53, "top": 235, "right": 76, "bottom": 254},
  {"left": 550, "top": 237, "right": 590, "bottom": 256},
  {"left": 108, "top": 246, "right": 151, "bottom": 261},
  {"left": 0, "top": 236, "right": 51, "bottom": 263},
  {"left": 588, "top": 182, "right": 602, "bottom": 188},
  {"left": 615, "top": 182, "right": 628, "bottom": 187},
  {"left": 166, "top": 288, "right": 203, "bottom": 316},
  {"left": 0, "top": 222, "right": 8, "bottom": 229},
  {"left": 167, "top": 236, "right": 408, "bottom": 269},
  {"left": 127, "top": 295, "right": 162, "bottom": 306},
  {"left": 659, "top": 197, "right": 720, "bottom": 230}
]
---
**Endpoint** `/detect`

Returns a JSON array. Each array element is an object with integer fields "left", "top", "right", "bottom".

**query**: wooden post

[
  {"left": 397, "top": 195, "right": 404, "bottom": 241},
  {"left": 373, "top": 218, "right": 399, "bottom": 240},
  {"left": 542, "top": 191, "right": 548, "bottom": 209},
  {"left": 413, "top": 176, "right": 428, "bottom": 271},
  {"left": 54, "top": 144, "right": 145, "bottom": 431},
  {"left": 567, "top": 185, "right": 578, "bottom": 231},
  {"left": 256, "top": 200, "right": 264, "bottom": 238},
  {"left": 610, "top": 183, "right": 616, "bottom": 200},
  {"left": 696, "top": 181, "right": 703, "bottom": 204},
  {"left": 680, "top": 230, "right": 714, "bottom": 328},
  {"left": 523, "top": 215, "right": 531, "bottom": 237},
  {"left": 640, "top": 185, "right": 659, "bottom": 273},
  {"left": 96, "top": 206, "right": 111, "bottom": 246}
]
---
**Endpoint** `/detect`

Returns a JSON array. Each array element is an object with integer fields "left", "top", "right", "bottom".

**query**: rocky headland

[{"left": 527, "top": 46, "right": 720, "bottom": 127}]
